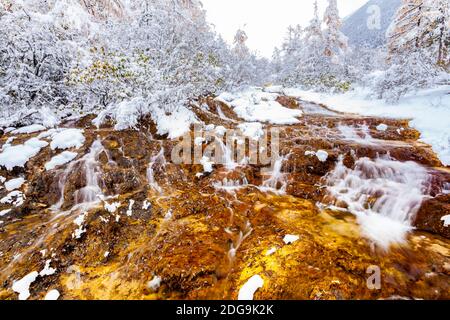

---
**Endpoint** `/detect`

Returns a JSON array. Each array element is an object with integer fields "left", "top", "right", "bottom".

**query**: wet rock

[{"left": 414, "top": 195, "right": 450, "bottom": 239}]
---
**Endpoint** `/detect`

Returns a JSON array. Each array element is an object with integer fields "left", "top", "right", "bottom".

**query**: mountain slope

[{"left": 342, "top": 0, "right": 402, "bottom": 48}]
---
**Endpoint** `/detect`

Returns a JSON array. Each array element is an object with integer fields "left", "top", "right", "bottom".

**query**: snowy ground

[{"left": 284, "top": 86, "right": 450, "bottom": 166}]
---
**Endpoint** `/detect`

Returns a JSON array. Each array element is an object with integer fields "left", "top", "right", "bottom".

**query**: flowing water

[
  {"left": 324, "top": 155, "right": 432, "bottom": 249},
  {"left": 0, "top": 96, "right": 448, "bottom": 300}
]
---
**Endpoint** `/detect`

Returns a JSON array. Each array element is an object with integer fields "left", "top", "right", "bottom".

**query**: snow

[
  {"left": 148, "top": 275, "right": 162, "bottom": 291},
  {"left": 376, "top": 123, "right": 388, "bottom": 131},
  {"left": 45, "top": 151, "right": 78, "bottom": 170},
  {"left": 217, "top": 88, "right": 302, "bottom": 125},
  {"left": 12, "top": 271, "right": 39, "bottom": 300},
  {"left": 1, "top": 190, "right": 25, "bottom": 207},
  {"left": 238, "top": 122, "right": 264, "bottom": 140},
  {"left": 0, "top": 137, "right": 48, "bottom": 170},
  {"left": 283, "top": 234, "right": 300, "bottom": 244},
  {"left": 39, "top": 259, "right": 56, "bottom": 276},
  {"left": 265, "top": 247, "right": 277, "bottom": 256},
  {"left": 151, "top": 105, "right": 198, "bottom": 139},
  {"left": 11, "top": 124, "right": 46, "bottom": 135},
  {"left": 72, "top": 212, "right": 87, "bottom": 239},
  {"left": 315, "top": 150, "right": 329, "bottom": 162},
  {"left": 4, "top": 177, "right": 25, "bottom": 191},
  {"left": 238, "top": 275, "right": 264, "bottom": 300},
  {"left": 263, "top": 85, "right": 284, "bottom": 94},
  {"left": 164, "top": 209, "right": 173, "bottom": 220},
  {"left": 44, "top": 289, "right": 60, "bottom": 300},
  {"left": 441, "top": 215, "right": 450, "bottom": 227},
  {"left": 50, "top": 129, "right": 85, "bottom": 150},
  {"left": 215, "top": 126, "right": 227, "bottom": 136},
  {"left": 200, "top": 156, "right": 214, "bottom": 173},
  {"left": 305, "top": 150, "right": 329, "bottom": 162},
  {"left": 104, "top": 201, "right": 121, "bottom": 213},
  {"left": 142, "top": 200, "right": 151, "bottom": 210},
  {"left": 0, "top": 209, "right": 11, "bottom": 216},
  {"left": 126, "top": 199, "right": 134, "bottom": 216},
  {"left": 194, "top": 137, "right": 205, "bottom": 146},
  {"left": 288, "top": 86, "right": 450, "bottom": 166}
]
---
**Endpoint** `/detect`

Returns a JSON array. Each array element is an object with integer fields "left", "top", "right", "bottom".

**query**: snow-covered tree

[
  {"left": 377, "top": 0, "right": 450, "bottom": 101},
  {"left": 323, "top": 0, "right": 349, "bottom": 63}
]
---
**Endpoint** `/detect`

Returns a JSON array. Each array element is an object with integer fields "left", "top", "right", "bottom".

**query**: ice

[
  {"left": 238, "top": 275, "right": 264, "bottom": 300},
  {"left": 376, "top": 123, "right": 388, "bottom": 131},
  {"left": 45, "top": 151, "right": 78, "bottom": 170},
  {"left": 12, "top": 271, "right": 39, "bottom": 300},
  {"left": 50, "top": 129, "right": 85, "bottom": 150},
  {"left": 4, "top": 177, "right": 25, "bottom": 191},
  {"left": 0, "top": 137, "right": 48, "bottom": 170}
]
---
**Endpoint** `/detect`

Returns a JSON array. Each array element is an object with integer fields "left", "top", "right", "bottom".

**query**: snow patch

[
  {"left": 217, "top": 88, "right": 302, "bottom": 125},
  {"left": 238, "top": 122, "right": 264, "bottom": 140},
  {"left": 283, "top": 234, "right": 300, "bottom": 244},
  {"left": 11, "top": 124, "right": 46, "bottom": 135},
  {"left": 238, "top": 275, "right": 264, "bottom": 300},
  {"left": 39, "top": 260, "right": 56, "bottom": 277},
  {"left": 200, "top": 156, "right": 214, "bottom": 173},
  {"left": 441, "top": 215, "right": 450, "bottom": 227},
  {"left": 44, "top": 289, "right": 60, "bottom": 300},
  {"left": 45, "top": 151, "right": 78, "bottom": 170},
  {"left": 50, "top": 129, "right": 85, "bottom": 150},
  {"left": 12, "top": 271, "right": 39, "bottom": 300},
  {"left": 148, "top": 276, "right": 162, "bottom": 291},
  {"left": 1, "top": 190, "right": 25, "bottom": 207},
  {"left": 0, "top": 137, "right": 48, "bottom": 170},
  {"left": 4, "top": 178, "right": 25, "bottom": 191}
]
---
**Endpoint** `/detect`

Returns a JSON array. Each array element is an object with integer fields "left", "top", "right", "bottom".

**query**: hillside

[{"left": 342, "top": 0, "right": 402, "bottom": 48}]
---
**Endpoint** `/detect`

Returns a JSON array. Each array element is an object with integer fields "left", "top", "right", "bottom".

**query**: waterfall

[
  {"left": 54, "top": 139, "right": 106, "bottom": 211},
  {"left": 338, "top": 124, "right": 374, "bottom": 145},
  {"left": 227, "top": 220, "right": 252, "bottom": 262},
  {"left": 260, "top": 156, "right": 288, "bottom": 194},
  {"left": 324, "top": 155, "right": 431, "bottom": 248},
  {"left": 147, "top": 147, "right": 165, "bottom": 194},
  {"left": 215, "top": 136, "right": 238, "bottom": 171},
  {"left": 213, "top": 177, "right": 249, "bottom": 192}
]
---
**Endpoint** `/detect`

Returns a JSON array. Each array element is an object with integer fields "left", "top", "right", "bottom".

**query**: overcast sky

[{"left": 201, "top": 0, "right": 369, "bottom": 58}]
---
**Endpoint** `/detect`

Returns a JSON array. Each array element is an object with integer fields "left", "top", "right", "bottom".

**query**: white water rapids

[{"left": 324, "top": 155, "right": 432, "bottom": 249}]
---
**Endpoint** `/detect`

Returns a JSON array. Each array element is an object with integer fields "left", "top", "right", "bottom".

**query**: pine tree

[{"left": 387, "top": 0, "right": 449, "bottom": 66}]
